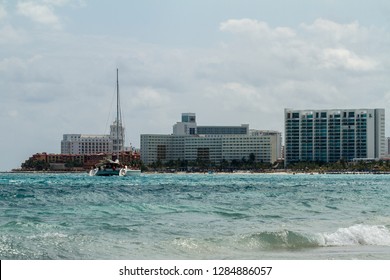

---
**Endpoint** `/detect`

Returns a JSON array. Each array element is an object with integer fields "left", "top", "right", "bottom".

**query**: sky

[{"left": 2, "top": 0, "right": 390, "bottom": 171}]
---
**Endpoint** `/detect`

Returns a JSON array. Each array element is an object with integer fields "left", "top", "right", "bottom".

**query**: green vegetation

[
  {"left": 145, "top": 156, "right": 390, "bottom": 173},
  {"left": 287, "top": 160, "right": 390, "bottom": 173},
  {"left": 144, "top": 154, "right": 274, "bottom": 172},
  {"left": 20, "top": 152, "right": 390, "bottom": 173},
  {"left": 21, "top": 160, "right": 50, "bottom": 171}
]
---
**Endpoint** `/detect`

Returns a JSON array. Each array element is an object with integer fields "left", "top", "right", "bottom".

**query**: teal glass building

[{"left": 284, "top": 109, "right": 385, "bottom": 166}]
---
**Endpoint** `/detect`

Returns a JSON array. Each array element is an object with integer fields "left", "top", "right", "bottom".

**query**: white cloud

[
  {"left": 0, "top": 4, "right": 7, "bottom": 20},
  {"left": 0, "top": 25, "right": 27, "bottom": 44},
  {"left": 219, "top": 17, "right": 381, "bottom": 75},
  {"left": 220, "top": 18, "right": 296, "bottom": 39},
  {"left": 206, "top": 82, "right": 261, "bottom": 111},
  {"left": 0, "top": 56, "right": 26, "bottom": 72},
  {"left": 7, "top": 110, "right": 19, "bottom": 118},
  {"left": 301, "top": 18, "right": 360, "bottom": 36},
  {"left": 220, "top": 18, "right": 269, "bottom": 34},
  {"left": 42, "top": 0, "right": 86, "bottom": 7},
  {"left": 42, "top": 0, "right": 70, "bottom": 6},
  {"left": 320, "top": 48, "right": 378, "bottom": 71},
  {"left": 132, "top": 87, "right": 171, "bottom": 109},
  {"left": 17, "top": 1, "right": 62, "bottom": 29},
  {"left": 203, "top": 17, "right": 388, "bottom": 129}
]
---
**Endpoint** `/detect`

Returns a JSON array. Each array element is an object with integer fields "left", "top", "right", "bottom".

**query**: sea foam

[{"left": 319, "top": 224, "right": 390, "bottom": 246}]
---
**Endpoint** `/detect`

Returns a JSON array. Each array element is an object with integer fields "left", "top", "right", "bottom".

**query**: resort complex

[{"left": 18, "top": 108, "right": 389, "bottom": 172}]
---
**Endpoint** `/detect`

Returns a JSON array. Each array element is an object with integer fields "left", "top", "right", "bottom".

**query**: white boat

[
  {"left": 89, "top": 159, "right": 140, "bottom": 176},
  {"left": 89, "top": 158, "right": 127, "bottom": 176},
  {"left": 89, "top": 69, "right": 141, "bottom": 177}
]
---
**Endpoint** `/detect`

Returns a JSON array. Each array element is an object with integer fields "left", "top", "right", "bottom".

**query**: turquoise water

[{"left": 1, "top": 172, "right": 390, "bottom": 259}]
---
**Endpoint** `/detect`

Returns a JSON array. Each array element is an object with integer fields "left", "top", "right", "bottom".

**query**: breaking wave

[
  {"left": 242, "top": 224, "right": 390, "bottom": 250},
  {"left": 319, "top": 224, "right": 390, "bottom": 246}
]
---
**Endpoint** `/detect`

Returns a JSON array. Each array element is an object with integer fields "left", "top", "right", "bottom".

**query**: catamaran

[{"left": 89, "top": 69, "right": 141, "bottom": 176}]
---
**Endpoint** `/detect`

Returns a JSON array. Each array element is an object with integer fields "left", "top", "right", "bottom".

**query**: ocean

[{"left": 1, "top": 172, "right": 390, "bottom": 260}]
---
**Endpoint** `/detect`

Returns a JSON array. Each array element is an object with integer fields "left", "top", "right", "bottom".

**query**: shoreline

[
  {"left": 4, "top": 170, "right": 390, "bottom": 175},
  {"left": 3, "top": 170, "right": 87, "bottom": 174}
]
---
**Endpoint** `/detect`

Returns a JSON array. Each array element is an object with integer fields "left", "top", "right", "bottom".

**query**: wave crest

[
  {"left": 243, "top": 230, "right": 318, "bottom": 249},
  {"left": 319, "top": 224, "right": 390, "bottom": 246},
  {"left": 243, "top": 224, "right": 390, "bottom": 250}
]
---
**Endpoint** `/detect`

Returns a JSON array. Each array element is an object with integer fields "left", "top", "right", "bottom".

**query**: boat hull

[
  {"left": 94, "top": 169, "right": 120, "bottom": 176},
  {"left": 126, "top": 169, "right": 141, "bottom": 176},
  {"left": 89, "top": 168, "right": 140, "bottom": 176}
]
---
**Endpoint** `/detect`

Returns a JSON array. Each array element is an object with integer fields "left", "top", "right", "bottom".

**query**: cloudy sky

[{"left": 2, "top": 0, "right": 390, "bottom": 171}]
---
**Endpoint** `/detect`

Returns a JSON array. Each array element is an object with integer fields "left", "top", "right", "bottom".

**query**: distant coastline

[
  {"left": 6, "top": 169, "right": 390, "bottom": 175},
  {"left": 5, "top": 170, "right": 86, "bottom": 174}
]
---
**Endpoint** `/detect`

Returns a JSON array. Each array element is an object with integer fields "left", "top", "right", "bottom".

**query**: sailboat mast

[{"left": 116, "top": 68, "right": 119, "bottom": 160}]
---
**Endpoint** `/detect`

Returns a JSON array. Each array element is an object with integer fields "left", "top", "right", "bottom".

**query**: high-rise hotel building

[
  {"left": 141, "top": 113, "right": 282, "bottom": 165},
  {"left": 284, "top": 108, "right": 386, "bottom": 166}
]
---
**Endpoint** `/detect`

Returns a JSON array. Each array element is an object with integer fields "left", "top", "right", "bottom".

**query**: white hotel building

[
  {"left": 284, "top": 108, "right": 386, "bottom": 166},
  {"left": 61, "top": 120, "right": 125, "bottom": 155},
  {"left": 141, "top": 113, "right": 282, "bottom": 165}
]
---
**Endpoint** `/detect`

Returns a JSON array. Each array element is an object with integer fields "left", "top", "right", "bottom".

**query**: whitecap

[{"left": 318, "top": 224, "right": 390, "bottom": 246}]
